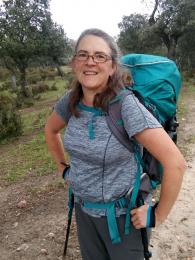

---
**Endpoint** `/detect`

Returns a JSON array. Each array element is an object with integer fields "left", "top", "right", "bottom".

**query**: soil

[{"left": 0, "top": 91, "right": 195, "bottom": 260}]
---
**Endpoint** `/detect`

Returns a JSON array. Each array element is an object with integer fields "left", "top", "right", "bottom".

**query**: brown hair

[{"left": 69, "top": 28, "right": 125, "bottom": 117}]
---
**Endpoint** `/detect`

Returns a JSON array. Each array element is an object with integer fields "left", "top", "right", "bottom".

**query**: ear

[{"left": 110, "top": 63, "right": 117, "bottom": 77}]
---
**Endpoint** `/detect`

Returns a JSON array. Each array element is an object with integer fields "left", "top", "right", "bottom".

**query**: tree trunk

[
  {"left": 19, "top": 67, "right": 28, "bottom": 97},
  {"left": 11, "top": 74, "right": 17, "bottom": 89},
  {"left": 160, "top": 32, "right": 177, "bottom": 60},
  {"left": 167, "top": 37, "right": 177, "bottom": 60},
  {"left": 149, "top": 0, "right": 159, "bottom": 25},
  {"left": 53, "top": 57, "right": 64, "bottom": 78},
  {"left": 56, "top": 64, "right": 65, "bottom": 77}
]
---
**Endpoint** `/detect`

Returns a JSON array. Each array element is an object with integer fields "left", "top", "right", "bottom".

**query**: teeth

[{"left": 84, "top": 71, "right": 97, "bottom": 75}]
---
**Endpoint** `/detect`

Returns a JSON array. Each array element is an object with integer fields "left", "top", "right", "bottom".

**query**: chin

[{"left": 83, "top": 85, "right": 100, "bottom": 90}]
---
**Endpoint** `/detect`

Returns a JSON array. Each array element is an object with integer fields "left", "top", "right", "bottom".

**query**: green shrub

[
  {"left": 0, "top": 91, "right": 22, "bottom": 140},
  {"left": 50, "top": 81, "right": 58, "bottom": 91},
  {"left": 27, "top": 72, "right": 42, "bottom": 84},
  {"left": 1, "top": 80, "right": 13, "bottom": 90},
  {"left": 39, "top": 67, "right": 58, "bottom": 81},
  {"left": 31, "top": 82, "right": 49, "bottom": 95},
  {"left": 0, "top": 68, "right": 11, "bottom": 81}
]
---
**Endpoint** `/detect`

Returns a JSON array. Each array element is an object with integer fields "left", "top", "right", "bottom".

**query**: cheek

[
  {"left": 72, "top": 62, "right": 79, "bottom": 73},
  {"left": 72, "top": 63, "right": 83, "bottom": 78}
]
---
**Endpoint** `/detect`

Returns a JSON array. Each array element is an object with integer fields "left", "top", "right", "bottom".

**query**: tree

[
  {"left": 177, "top": 20, "right": 195, "bottom": 70},
  {"left": 40, "top": 17, "right": 73, "bottom": 77},
  {"left": 117, "top": 13, "right": 162, "bottom": 54},
  {"left": 148, "top": 0, "right": 195, "bottom": 59},
  {"left": 117, "top": 0, "right": 195, "bottom": 64},
  {"left": 0, "top": 0, "right": 72, "bottom": 96},
  {"left": 0, "top": 0, "right": 50, "bottom": 95},
  {"left": 118, "top": 14, "right": 147, "bottom": 53}
]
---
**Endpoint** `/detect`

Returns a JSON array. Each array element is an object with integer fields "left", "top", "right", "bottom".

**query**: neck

[{"left": 82, "top": 89, "right": 96, "bottom": 107}]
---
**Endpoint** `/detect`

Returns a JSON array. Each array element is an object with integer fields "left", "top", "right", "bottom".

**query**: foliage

[
  {"left": 40, "top": 17, "right": 73, "bottom": 69},
  {"left": 0, "top": 0, "right": 73, "bottom": 95},
  {"left": 118, "top": 14, "right": 147, "bottom": 53},
  {"left": 177, "top": 21, "right": 195, "bottom": 70},
  {"left": 149, "top": 0, "right": 195, "bottom": 59},
  {"left": 0, "top": 132, "right": 57, "bottom": 182},
  {"left": 117, "top": 0, "right": 195, "bottom": 66},
  {"left": 0, "top": 78, "right": 69, "bottom": 182},
  {"left": 0, "top": 91, "right": 22, "bottom": 140}
]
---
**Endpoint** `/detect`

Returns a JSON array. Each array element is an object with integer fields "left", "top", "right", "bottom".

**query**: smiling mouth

[{"left": 83, "top": 71, "right": 98, "bottom": 75}]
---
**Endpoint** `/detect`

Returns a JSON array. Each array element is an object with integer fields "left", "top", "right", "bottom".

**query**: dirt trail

[
  {"left": 0, "top": 91, "right": 195, "bottom": 260},
  {"left": 150, "top": 94, "right": 195, "bottom": 260},
  {"left": 151, "top": 158, "right": 195, "bottom": 259}
]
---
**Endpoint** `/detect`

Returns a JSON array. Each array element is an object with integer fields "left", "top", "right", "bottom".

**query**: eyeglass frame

[{"left": 73, "top": 50, "right": 113, "bottom": 63}]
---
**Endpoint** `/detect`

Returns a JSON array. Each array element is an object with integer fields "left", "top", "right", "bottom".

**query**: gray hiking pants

[{"left": 75, "top": 203, "right": 151, "bottom": 260}]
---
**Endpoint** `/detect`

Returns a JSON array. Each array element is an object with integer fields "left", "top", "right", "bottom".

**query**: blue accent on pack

[
  {"left": 116, "top": 119, "right": 123, "bottom": 125},
  {"left": 146, "top": 206, "right": 152, "bottom": 227}
]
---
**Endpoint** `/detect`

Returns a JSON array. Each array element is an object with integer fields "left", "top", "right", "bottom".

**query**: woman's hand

[
  {"left": 131, "top": 203, "right": 163, "bottom": 229},
  {"left": 131, "top": 204, "right": 149, "bottom": 229}
]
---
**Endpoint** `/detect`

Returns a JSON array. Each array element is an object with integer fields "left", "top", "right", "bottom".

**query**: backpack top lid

[
  {"left": 120, "top": 54, "right": 182, "bottom": 123},
  {"left": 120, "top": 53, "right": 182, "bottom": 101}
]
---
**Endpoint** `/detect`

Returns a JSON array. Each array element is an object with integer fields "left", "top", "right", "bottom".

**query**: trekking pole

[
  {"left": 136, "top": 192, "right": 152, "bottom": 260},
  {"left": 63, "top": 187, "right": 74, "bottom": 259}
]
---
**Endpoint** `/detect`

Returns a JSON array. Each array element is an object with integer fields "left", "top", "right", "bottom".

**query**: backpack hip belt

[{"left": 79, "top": 196, "right": 128, "bottom": 244}]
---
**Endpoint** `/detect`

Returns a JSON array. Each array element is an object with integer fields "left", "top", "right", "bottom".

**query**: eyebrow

[{"left": 77, "top": 50, "right": 111, "bottom": 55}]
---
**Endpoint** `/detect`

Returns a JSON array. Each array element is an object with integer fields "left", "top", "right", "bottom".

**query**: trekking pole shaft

[
  {"left": 63, "top": 218, "right": 72, "bottom": 258},
  {"left": 137, "top": 194, "right": 152, "bottom": 260},
  {"left": 63, "top": 190, "right": 74, "bottom": 259}
]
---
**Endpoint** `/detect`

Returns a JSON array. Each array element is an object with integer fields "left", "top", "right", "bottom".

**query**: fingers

[{"left": 131, "top": 204, "right": 149, "bottom": 229}]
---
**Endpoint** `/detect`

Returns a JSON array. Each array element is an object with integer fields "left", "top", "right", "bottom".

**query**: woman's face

[{"left": 72, "top": 35, "right": 116, "bottom": 93}]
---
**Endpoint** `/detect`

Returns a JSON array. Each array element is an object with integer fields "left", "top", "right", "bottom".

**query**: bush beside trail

[{"left": 0, "top": 91, "right": 22, "bottom": 140}]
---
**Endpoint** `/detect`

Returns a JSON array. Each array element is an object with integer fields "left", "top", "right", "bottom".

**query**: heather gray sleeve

[
  {"left": 121, "top": 93, "right": 162, "bottom": 138},
  {"left": 53, "top": 91, "right": 71, "bottom": 123}
]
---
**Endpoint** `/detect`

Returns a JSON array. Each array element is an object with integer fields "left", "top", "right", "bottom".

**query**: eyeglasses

[{"left": 74, "top": 51, "right": 112, "bottom": 63}]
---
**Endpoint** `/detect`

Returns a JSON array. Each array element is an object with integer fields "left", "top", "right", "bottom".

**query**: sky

[{"left": 50, "top": 0, "right": 152, "bottom": 40}]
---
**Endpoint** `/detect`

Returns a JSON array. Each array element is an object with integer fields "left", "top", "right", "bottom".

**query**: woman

[{"left": 45, "top": 28, "right": 186, "bottom": 260}]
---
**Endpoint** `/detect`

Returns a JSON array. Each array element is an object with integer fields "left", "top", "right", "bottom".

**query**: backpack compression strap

[{"left": 106, "top": 88, "right": 144, "bottom": 234}]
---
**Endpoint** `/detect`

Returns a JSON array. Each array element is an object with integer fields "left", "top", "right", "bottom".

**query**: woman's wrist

[
  {"left": 154, "top": 206, "right": 165, "bottom": 227},
  {"left": 60, "top": 161, "right": 69, "bottom": 167}
]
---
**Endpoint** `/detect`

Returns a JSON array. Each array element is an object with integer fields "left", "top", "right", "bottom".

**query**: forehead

[{"left": 77, "top": 35, "right": 111, "bottom": 54}]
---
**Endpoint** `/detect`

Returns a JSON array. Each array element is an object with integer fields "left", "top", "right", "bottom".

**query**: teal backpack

[
  {"left": 120, "top": 53, "right": 181, "bottom": 123},
  {"left": 116, "top": 53, "right": 182, "bottom": 189}
]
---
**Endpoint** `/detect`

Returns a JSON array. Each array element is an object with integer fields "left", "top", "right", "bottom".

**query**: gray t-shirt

[{"left": 54, "top": 92, "right": 161, "bottom": 216}]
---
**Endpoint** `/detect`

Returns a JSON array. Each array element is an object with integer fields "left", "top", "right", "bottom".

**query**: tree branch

[{"left": 149, "top": 0, "right": 159, "bottom": 25}]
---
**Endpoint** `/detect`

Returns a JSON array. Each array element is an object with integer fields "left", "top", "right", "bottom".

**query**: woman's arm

[
  {"left": 45, "top": 111, "right": 68, "bottom": 174},
  {"left": 131, "top": 127, "right": 186, "bottom": 228}
]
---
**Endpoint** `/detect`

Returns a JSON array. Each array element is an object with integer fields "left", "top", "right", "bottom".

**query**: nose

[{"left": 86, "top": 55, "right": 96, "bottom": 65}]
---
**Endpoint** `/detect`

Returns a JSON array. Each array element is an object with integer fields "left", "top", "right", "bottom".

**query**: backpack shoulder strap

[{"left": 106, "top": 88, "right": 134, "bottom": 152}]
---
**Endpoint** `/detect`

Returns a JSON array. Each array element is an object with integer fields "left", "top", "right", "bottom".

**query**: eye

[
  {"left": 76, "top": 52, "right": 88, "bottom": 60},
  {"left": 95, "top": 53, "right": 107, "bottom": 62}
]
